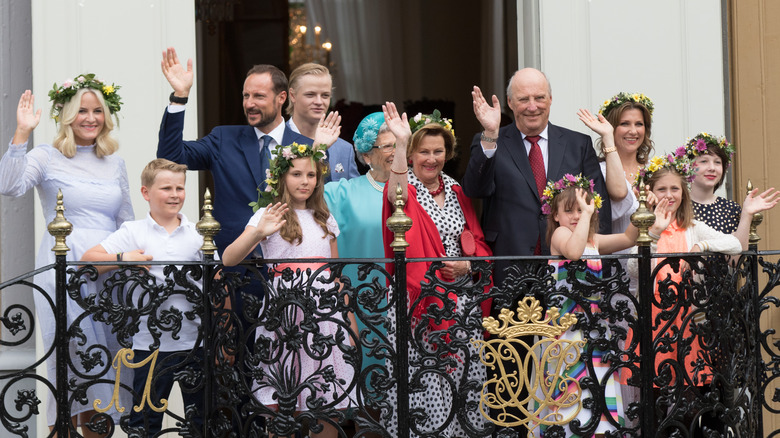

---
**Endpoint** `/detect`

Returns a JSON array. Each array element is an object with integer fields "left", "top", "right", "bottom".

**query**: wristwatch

[
  {"left": 480, "top": 132, "right": 498, "bottom": 143},
  {"left": 169, "top": 92, "right": 189, "bottom": 105}
]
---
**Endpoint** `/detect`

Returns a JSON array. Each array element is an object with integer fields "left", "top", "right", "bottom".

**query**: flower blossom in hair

[{"left": 541, "top": 173, "right": 603, "bottom": 215}]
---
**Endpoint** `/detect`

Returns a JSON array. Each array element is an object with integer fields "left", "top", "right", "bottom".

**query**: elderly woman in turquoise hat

[{"left": 323, "top": 112, "right": 395, "bottom": 421}]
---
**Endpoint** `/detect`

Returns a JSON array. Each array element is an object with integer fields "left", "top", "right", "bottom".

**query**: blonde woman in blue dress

[{"left": 0, "top": 76, "right": 132, "bottom": 435}]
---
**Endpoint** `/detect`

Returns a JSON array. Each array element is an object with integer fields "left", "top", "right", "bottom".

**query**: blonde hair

[
  {"left": 276, "top": 157, "right": 333, "bottom": 244},
  {"left": 52, "top": 88, "right": 118, "bottom": 158},
  {"left": 545, "top": 186, "right": 599, "bottom": 246},
  {"left": 285, "top": 63, "right": 331, "bottom": 117},
  {"left": 647, "top": 167, "right": 694, "bottom": 229},
  {"left": 141, "top": 159, "right": 188, "bottom": 187}
]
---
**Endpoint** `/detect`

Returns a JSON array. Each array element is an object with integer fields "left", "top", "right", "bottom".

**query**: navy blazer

[
  {"left": 157, "top": 108, "right": 312, "bottom": 255},
  {"left": 463, "top": 122, "right": 611, "bottom": 279}
]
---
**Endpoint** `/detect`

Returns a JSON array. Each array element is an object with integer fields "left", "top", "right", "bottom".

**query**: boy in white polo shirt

[{"left": 82, "top": 158, "right": 206, "bottom": 435}]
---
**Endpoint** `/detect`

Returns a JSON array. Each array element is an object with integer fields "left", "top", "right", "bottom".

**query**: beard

[{"left": 245, "top": 106, "right": 279, "bottom": 129}]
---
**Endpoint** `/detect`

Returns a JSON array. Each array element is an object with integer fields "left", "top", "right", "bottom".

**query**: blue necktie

[{"left": 259, "top": 135, "right": 272, "bottom": 189}]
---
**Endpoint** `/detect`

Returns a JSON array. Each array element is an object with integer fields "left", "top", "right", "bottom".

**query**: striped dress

[{"left": 534, "top": 246, "right": 625, "bottom": 437}]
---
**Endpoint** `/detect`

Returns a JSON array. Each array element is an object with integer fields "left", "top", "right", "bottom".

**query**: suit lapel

[
  {"left": 504, "top": 125, "right": 542, "bottom": 201},
  {"left": 547, "top": 123, "right": 566, "bottom": 180},
  {"left": 240, "top": 127, "right": 265, "bottom": 188}
]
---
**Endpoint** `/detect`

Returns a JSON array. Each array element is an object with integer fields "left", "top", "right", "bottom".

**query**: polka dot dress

[
  {"left": 693, "top": 197, "right": 742, "bottom": 234},
  {"left": 383, "top": 172, "right": 487, "bottom": 437}
]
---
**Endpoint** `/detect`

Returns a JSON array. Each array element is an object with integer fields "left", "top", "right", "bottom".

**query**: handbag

[{"left": 460, "top": 229, "right": 476, "bottom": 256}]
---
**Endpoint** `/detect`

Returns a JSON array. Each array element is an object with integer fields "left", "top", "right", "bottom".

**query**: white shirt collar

[
  {"left": 145, "top": 211, "right": 190, "bottom": 232},
  {"left": 254, "top": 120, "right": 286, "bottom": 149}
]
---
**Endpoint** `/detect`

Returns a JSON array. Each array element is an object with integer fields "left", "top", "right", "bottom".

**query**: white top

[
  {"left": 99, "top": 212, "right": 206, "bottom": 351},
  {"left": 247, "top": 208, "right": 339, "bottom": 259},
  {"left": 599, "top": 161, "right": 639, "bottom": 234}
]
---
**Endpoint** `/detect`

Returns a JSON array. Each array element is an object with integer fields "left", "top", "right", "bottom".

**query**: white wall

[
  {"left": 537, "top": 0, "right": 727, "bottom": 194},
  {"left": 31, "top": 0, "right": 200, "bottom": 237}
]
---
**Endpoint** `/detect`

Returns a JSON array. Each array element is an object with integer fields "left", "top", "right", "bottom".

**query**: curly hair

[
  {"left": 52, "top": 88, "right": 118, "bottom": 158},
  {"left": 599, "top": 101, "right": 654, "bottom": 165}
]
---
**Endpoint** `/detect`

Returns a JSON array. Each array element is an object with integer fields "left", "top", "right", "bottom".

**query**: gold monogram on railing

[
  {"left": 471, "top": 296, "right": 585, "bottom": 432},
  {"left": 93, "top": 348, "right": 168, "bottom": 414}
]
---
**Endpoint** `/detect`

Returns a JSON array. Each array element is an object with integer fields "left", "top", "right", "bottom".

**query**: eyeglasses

[{"left": 372, "top": 143, "right": 396, "bottom": 153}]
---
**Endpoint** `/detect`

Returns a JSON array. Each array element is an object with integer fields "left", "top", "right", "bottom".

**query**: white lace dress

[
  {"left": 249, "top": 208, "right": 355, "bottom": 411},
  {"left": 0, "top": 142, "right": 133, "bottom": 424}
]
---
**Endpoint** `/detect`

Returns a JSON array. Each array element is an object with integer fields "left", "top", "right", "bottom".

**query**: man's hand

[{"left": 161, "top": 47, "right": 194, "bottom": 98}]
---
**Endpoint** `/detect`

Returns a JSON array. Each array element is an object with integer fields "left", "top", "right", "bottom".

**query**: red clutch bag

[{"left": 460, "top": 229, "right": 476, "bottom": 256}]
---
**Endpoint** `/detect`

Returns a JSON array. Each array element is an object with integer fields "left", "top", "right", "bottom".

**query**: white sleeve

[
  {"left": 689, "top": 221, "right": 742, "bottom": 255},
  {"left": 481, "top": 143, "right": 497, "bottom": 158},
  {"left": 246, "top": 208, "right": 266, "bottom": 228},
  {"left": 115, "top": 157, "right": 135, "bottom": 227},
  {"left": 0, "top": 142, "right": 49, "bottom": 197},
  {"left": 327, "top": 214, "right": 340, "bottom": 238},
  {"left": 98, "top": 222, "right": 138, "bottom": 254}
]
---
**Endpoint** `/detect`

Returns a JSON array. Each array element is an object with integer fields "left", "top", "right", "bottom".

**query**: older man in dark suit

[
  {"left": 464, "top": 67, "right": 610, "bottom": 282},
  {"left": 463, "top": 68, "right": 611, "bottom": 435}
]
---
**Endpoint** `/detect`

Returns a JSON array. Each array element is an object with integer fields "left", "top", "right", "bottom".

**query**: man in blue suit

[
  {"left": 157, "top": 47, "right": 314, "bottom": 254},
  {"left": 285, "top": 62, "right": 358, "bottom": 181}
]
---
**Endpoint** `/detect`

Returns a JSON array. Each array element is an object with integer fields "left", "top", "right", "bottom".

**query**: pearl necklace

[{"left": 366, "top": 171, "right": 384, "bottom": 192}]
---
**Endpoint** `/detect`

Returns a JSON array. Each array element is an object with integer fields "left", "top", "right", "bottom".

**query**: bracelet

[
  {"left": 480, "top": 132, "right": 498, "bottom": 143},
  {"left": 647, "top": 230, "right": 661, "bottom": 241},
  {"left": 603, "top": 146, "right": 617, "bottom": 154},
  {"left": 169, "top": 92, "right": 189, "bottom": 105},
  {"left": 116, "top": 252, "right": 123, "bottom": 262},
  {"left": 390, "top": 167, "right": 408, "bottom": 175}
]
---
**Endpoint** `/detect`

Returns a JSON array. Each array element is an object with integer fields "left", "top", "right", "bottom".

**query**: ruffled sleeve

[
  {"left": 0, "top": 141, "right": 50, "bottom": 197},
  {"left": 327, "top": 214, "right": 340, "bottom": 238},
  {"left": 115, "top": 156, "right": 135, "bottom": 227}
]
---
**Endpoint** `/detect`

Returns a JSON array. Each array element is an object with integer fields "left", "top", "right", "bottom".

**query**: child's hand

[
  {"left": 633, "top": 184, "right": 658, "bottom": 208},
  {"left": 313, "top": 111, "right": 342, "bottom": 149},
  {"left": 577, "top": 108, "right": 614, "bottom": 138},
  {"left": 575, "top": 188, "right": 595, "bottom": 217},
  {"left": 123, "top": 249, "right": 153, "bottom": 271},
  {"left": 743, "top": 187, "right": 780, "bottom": 215},
  {"left": 650, "top": 198, "right": 673, "bottom": 234},
  {"left": 255, "top": 202, "right": 288, "bottom": 240}
]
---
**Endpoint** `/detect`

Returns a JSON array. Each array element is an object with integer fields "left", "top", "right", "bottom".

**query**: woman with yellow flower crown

[{"left": 0, "top": 75, "right": 132, "bottom": 436}]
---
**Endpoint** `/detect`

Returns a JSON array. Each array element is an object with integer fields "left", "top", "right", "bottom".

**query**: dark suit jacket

[
  {"left": 462, "top": 122, "right": 611, "bottom": 281},
  {"left": 157, "top": 108, "right": 311, "bottom": 255}
]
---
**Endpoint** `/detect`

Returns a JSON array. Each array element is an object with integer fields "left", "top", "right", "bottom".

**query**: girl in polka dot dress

[{"left": 683, "top": 132, "right": 778, "bottom": 247}]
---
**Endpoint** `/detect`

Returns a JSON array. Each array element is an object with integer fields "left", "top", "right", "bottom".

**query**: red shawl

[{"left": 382, "top": 182, "right": 493, "bottom": 331}]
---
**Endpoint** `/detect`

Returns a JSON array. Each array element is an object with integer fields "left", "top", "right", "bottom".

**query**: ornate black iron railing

[{"left": 0, "top": 189, "right": 778, "bottom": 437}]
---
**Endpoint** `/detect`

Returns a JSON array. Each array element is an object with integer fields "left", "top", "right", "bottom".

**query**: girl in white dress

[
  {"left": 224, "top": 141, "right": 358, "bottom": 438},
  {"left": 0, "top": 76, "right": 132, "bottom": 435}
]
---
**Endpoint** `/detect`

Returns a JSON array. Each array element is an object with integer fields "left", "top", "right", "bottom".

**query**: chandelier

[
  {"left": 195, "top": 0, "right": 240, "bottom": 35},
  {"left": 289, "top": 4, "right": 333, "bottom": 71}
]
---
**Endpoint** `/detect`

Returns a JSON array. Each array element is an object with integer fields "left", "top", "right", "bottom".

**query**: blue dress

[
  {"left": 0, "top": 142, "right": 134, "bottom": 425},
  {"left": 324, "top": 175, "right": 388, "bottom": 390}
]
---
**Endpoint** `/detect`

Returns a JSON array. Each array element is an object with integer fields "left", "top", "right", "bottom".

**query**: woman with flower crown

[
  {"left": 0, "top": 76, "right": 132, "bottom": 435},
  {"left": 380, "top": 102, "right": 492, "bottom": 437},
  {"left": 578, "top": 93, "right": 654, "bottom": 238},
  {"left": 682, "top": 133, "right": 779, "bottom": 248}
]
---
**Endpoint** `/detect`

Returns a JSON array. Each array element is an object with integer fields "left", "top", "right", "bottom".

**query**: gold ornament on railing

[
  {"left": 631, "top": 184, "right": 656, "bottom": 246},
  {"left": 471, "top": 296, "right": 584, "bottom": 431},
  {"left": 386, "top": 184, "right": 412, "bottom": 252},
  {"left": 48, "top": 189, "right": 72, "bottom": 255},
  {"left": 197, "top": 188, "right": 221, "bottom": 256},
  {"left": 747, "top": 180, "right": 763, "bottom": 246}
]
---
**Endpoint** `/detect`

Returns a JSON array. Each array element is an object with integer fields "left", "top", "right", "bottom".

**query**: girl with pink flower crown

[
  {"left": 531, "top": 174, "right": 639, "bottom": 437},
  {"left": 681, "top": 133, "right": 779, "bottom": 249},
  {"left": 223, "top": 140, "right": 358, "bottom": 438}
]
